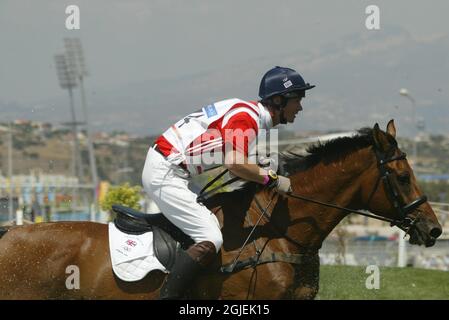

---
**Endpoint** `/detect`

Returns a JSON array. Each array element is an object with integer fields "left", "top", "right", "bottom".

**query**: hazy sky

[
  {"left": 1, "top": 0, "right": 447, "bottom": 101},
  {"left": 1, "top": 0, "right": 448, "bottom": 134}
]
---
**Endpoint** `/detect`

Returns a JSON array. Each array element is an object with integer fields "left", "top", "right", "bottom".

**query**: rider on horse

[{"left": 142, "top": 66, "right": 315, "bottom": 299}]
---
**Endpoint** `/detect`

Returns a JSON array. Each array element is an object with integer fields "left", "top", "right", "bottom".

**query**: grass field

[{"left": 317, "top": 265, "right": 449, "bottom": 300}]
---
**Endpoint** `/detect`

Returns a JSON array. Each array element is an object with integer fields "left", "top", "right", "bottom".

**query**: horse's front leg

[{"left": 289, "top": 253, "right": 320, "bottom": 300}]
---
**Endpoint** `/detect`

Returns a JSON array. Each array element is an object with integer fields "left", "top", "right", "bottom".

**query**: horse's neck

[
  {"left": 292, "top": 147, "right": 374, "bottom": 203},
  {"left": 285, "top": 147, "right": 375, "bottom": 245}
]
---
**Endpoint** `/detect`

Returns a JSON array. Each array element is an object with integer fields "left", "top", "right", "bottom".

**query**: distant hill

[
  {"left": 0, "top": 131, "right": 156, "bottom": 186},
  {"left": 1, "top": 26, "right": 448, "bottom": 137}
]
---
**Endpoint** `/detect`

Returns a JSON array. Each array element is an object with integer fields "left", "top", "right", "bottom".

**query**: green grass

[{"left": 317, "top": 265, "right": 449, "bottom": 300}]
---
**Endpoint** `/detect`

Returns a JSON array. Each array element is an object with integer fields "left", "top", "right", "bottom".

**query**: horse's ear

[
  {"left": 373, "top": 123, "right": 390, "bottom": 152},
  {"left": 386, "top": 119, "right": 396, "bottom": 138}
]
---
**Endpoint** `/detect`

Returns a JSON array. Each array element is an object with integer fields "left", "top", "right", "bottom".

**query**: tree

[{"left": 100, "top": 183, "right": 142, "bottom": 220}]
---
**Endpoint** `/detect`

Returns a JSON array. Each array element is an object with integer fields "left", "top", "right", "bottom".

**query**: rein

[
  {"left": 284, "top": 147, "right": 427, "bottom": 234},
  {"left": 284, "top": 192, "right": 416, "bottom": 233},
  {"left": 198, "top": 145, "right": 428, "bottom": 273}
]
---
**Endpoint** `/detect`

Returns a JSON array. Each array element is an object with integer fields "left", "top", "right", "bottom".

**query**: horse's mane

[{"left": 279, "top": 127, "right": 375, "bottom": 176}]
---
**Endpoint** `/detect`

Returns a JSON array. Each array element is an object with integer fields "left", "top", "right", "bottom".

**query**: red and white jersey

[{"left": 154, "top": 98, "right": 273, "bottom": 176}]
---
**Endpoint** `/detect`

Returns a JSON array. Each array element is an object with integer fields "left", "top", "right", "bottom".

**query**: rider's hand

[
  {"left": 276, "top": 175, "right": 292, "bottom": 195},
  {"left": 265, "top": 170, "right": 292, "bottom": 195}
]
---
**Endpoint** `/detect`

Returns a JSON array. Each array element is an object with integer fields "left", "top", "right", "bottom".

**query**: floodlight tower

[
  {"left": 7, "top": 123, "right": 14, "bottom": 222},
  {"left": 64, "top": 38, "right": 99, "bottom": 220},
  {"left": 399, "top": 88, "right": 418, "bottom": 165},
  {"left": 54, "top": 54, "right": 81, "bottom": 207}
]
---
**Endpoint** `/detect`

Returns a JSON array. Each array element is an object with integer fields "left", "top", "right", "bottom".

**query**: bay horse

[{"left": 0, "top": 120, "right": 442, "bottom": 299}]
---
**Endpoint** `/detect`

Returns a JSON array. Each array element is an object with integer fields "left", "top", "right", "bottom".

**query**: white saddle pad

[{"left": 108, "top": 222, "right": 168, "bottom": 282}]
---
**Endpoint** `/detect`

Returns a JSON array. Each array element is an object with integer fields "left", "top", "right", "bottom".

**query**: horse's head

[{"left": 360, "top": 120, "right": 442, "bottom": 247}]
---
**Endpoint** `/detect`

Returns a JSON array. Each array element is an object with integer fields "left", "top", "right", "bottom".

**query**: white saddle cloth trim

[{"left": 108, "top": 222, "right": 168, "bottom": 282}]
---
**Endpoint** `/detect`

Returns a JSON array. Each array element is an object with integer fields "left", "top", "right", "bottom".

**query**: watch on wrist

[{"left": 266, "top": 169, "right": 278, "bottom": 188}]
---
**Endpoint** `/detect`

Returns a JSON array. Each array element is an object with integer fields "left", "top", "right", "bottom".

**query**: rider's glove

[{"left": 264, "top": 169, "right": 292, "bottom": 195}]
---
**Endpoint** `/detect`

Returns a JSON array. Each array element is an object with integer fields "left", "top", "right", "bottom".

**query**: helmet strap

[
  {"left": 265, "top": 96, "right": 288, "bottom": 124},
  {"left": 279, "top": 108, "right": 287, "bottom": 124},
  {"left": 275, "top": 96, "right": 288, "bottom": 124},
  {"left": 269, "top": 96, "right": 287, "bottom": 109}
]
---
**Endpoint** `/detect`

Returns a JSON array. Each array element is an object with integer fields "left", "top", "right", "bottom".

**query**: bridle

[
  {"left": 368, "top": 146, "right": 427, "bottom": 230},
  {"left": 198, "top": 143, "right": 428, "bottom": 236},
  {"left": 286, "top": 144, "right": 427, "bottom": 235},
  {"left": 198, "top": 142, "right": 429, "bottom": 274}
]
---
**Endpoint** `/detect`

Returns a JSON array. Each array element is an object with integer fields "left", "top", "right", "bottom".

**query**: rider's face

[{"left": 283, "top": 97, "right": 303, "bottom": 123}]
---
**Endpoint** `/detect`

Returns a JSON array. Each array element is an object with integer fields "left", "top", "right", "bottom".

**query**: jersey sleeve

[{"left": 221, "top": 112, "right": 259, "bottom": 155}]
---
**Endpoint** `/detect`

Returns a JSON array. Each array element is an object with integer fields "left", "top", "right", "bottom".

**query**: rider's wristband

[{"left": 263, "top": 175, "right": 270, "bottom": 185}]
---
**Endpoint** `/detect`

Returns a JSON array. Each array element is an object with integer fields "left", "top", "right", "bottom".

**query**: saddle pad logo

[
  {"left": 126, "top": 239, "right": 137, "bottom": 247},
  {"left": 203, "top": 104, "right": 218, "bottom": 118}
]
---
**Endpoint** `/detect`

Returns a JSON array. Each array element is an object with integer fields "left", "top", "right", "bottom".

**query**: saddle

[{"left": 112, "top": 205, "right": 194, "bottom": 272}]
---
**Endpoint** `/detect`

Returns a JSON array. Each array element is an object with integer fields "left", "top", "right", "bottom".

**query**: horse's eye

[{"left": 397, "top": 173, "right": 411, "bottom": 185}]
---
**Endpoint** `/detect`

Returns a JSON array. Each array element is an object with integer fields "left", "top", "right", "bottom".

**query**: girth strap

[{"left": 220, "top": 252, "right": 309, "bottom": 274}]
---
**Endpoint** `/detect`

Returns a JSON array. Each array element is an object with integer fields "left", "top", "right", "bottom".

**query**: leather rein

[{"left": 198, "top": 146, "right": 427, "bottom": 273}]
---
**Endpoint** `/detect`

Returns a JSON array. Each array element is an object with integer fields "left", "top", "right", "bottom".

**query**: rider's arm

[
  {"left": 224, "top": 149, "right": 292, "bottom": 194},
  {"left": 224, "top": 149, "right": 267, "bottom": 185},
  {"left": 220, "top": 109, "right": 291, "bottom": 193},
  {"left": 221, "top": 111, "right": 268, "bottom": 185},
  {"left": 220, "top": 110, "right": 289, "bottom": 192}
]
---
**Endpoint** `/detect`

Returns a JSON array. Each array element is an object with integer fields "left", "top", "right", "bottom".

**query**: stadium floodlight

[
  {"left": 54, "top": 53, "right": 82, "bottom": 207},
  {"left": 54, "top": 54, "right": 78, "bottom": 89},
  {"left": 64, "top": 38, "right": 88, "bottom": 77},
  {"left": 399, "top": 88, "right": 418, "bottom": 164},
  {"left": 7, "top": 123, "right": 14, "bottom": 222},
  {"left": 64, "top": 38, "right": 99, "bottom": 220}
]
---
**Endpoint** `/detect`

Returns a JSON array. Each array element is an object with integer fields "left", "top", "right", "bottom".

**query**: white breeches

[{"left": 142, "top": 147, "right": 223, "bottom": 252}]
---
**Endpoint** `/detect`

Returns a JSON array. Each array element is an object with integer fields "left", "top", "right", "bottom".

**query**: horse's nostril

[{"left": 430, "top": 227, "right": 442, "bottom": 239}]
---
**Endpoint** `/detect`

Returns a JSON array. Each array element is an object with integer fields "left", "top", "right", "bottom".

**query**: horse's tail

[{"left": 0, "top": 226, "right": 9, "bottom": 239}]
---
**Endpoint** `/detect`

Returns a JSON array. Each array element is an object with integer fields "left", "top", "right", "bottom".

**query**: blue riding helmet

[{"left": 259, "top": 66, "right": 315, "bottom": 100}]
